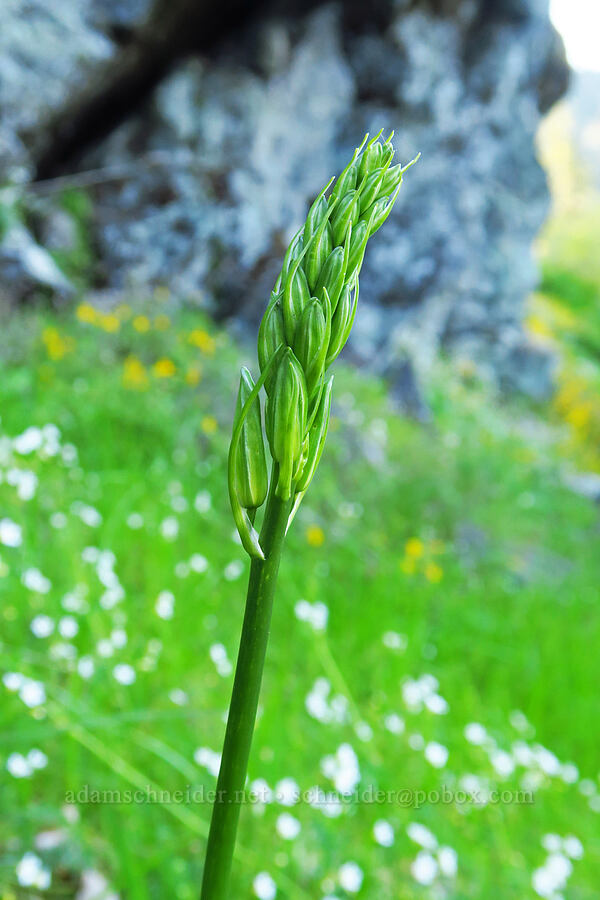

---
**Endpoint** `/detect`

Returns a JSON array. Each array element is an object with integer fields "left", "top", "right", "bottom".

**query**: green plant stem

[{"left": 200, "top": 480, "right": 292, "bottom": 900}]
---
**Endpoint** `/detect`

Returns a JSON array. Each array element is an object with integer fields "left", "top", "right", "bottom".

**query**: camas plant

[{"left": 201, "top": 131, "right": 418, "bottom": 899}]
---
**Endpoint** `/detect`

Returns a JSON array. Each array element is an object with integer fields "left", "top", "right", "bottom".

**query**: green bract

[
  {"left": 228, "top": 131, "right": 419, "bottom": 558},
  {"left": 233, "top": 368, "right": 269, "bottom": 510},
  {"left": 266, "top": 348, "right": 308, "bottom": 501}
]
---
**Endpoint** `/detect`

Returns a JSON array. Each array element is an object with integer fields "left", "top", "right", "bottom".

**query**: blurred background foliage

[{"left": 532, "top": 103, "right": 600, "bottom": 472}]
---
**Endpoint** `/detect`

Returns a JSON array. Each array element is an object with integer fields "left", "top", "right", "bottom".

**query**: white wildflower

[
  {"left": 382, "top": 631, "right": 407, "bottom": 650},
  {"left": 276, "top": 813, "right": 301, "bottom": 840},
  {"left": 14, "top": 427, "right": 43, "bottom": 454},
  {"left": 373, "top": 820, "right": 394, "bottom": 847},
  {"left": 31, "top": 615, "right": 55, "bottom": 638},
  {"left": 294, "top": 599, "right": 329, "bottom": 631},
  {"left": 253, "top": 872, "right": 276, "bottom": 900},
  {"left": 424, "top": 741, "right": 449, "bottom": 768},
  {"left": 194, "top": 747, "right": 221, "bottom": 777},
  {"left": 22, "top": 568, "right": 51, "bottom": 593},
  {"left": 407, "top": 823, "right": 438, "bottom": 850},
  {"left": 113, "top": 664, "right": 136, "bottom": 685},
  {"left": 338, "top": 862, "right": 363, "bottom": 893},
  {"left": 320, "top": 743, "right": 360, "bottom": 794},
  {"left": 77, "top": 657, "right": 95, "bottom": 679},
  {"left": 190, "top": 553, "right": 208, "bottom": 573},
  {"left": 224, "top": 560, "right": 244, "bottom": 581},
  {"left": 160, "top": 516, "right": 179, "bottom": 540},
  {"left": 411, "top": 851, "right": 438, "bottom": 885},
  {"left": 7, "top": 752, "right": 32, "bottom": 778},
  {"left": 16, "top": 852, "right": 51, "bottom": 889},
  {"left": 58, "top": 616, "right": 79, "bottom": 639},
  {"left": 194, "top": 491, "right": 212, "bottom": 513},
  {"left": 0, "top": 518, "right": 22, "bottom": 547},
  {"left": 155, "top": 590, "right": 175, "bottom": 620},
  {"left": 274, "top": 778, "right": 299, "bottom": 806},
  {"left": 19, "top": 680, "right": 46, "bottom": 708},
  {"left": 437, "top": 846, "right": 458, "bottom": 877}
]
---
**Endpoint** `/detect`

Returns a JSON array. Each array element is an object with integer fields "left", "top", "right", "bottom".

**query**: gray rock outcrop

[{"left": 0, "top": 0, "right": 569, "bottom": 398}]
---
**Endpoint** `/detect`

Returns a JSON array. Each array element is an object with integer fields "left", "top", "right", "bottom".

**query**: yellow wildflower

[
  {"left": 526, "top": 314, "right": 553, "bottom": 339},
  {"left": 76, "top": 302, "right": 98, "bottom": 324},
  {"left": 133, "top": 315, "right": 151, "bottom": 333},
  {"left": 202, "top": 416, "right": 218, "bottom": 435},
  {"left": 424, "top": 562, "right": 443, "bottom": 583},
  {"left": 306, "top": 524, "right": 325, "bottom": 548},
  {"left": 566, "top": 403, "right": 592, "bottom": 431},
  {"left": 153, "top": 358, "right": 176, "bottom": 378},
  {"left": 122, "top": 355, "right": 149, "bottom": 390},
  {"left": 189, "top": 329, "right": 216, "bottom": 356},
  {"left": 42, "top": 327, "right": 74, "bottom": 361},
  {"left": 405, "top": 537, "right": 424, "bottom": 559},
  {"left": 186, "top": 365, "right": 202, "bottom": 386},
  {"left": 154, "top": 314, "right": 171, "bottom": 331},
  {"left": 98, "top": 313, "right": 120, "bottom": 333}
]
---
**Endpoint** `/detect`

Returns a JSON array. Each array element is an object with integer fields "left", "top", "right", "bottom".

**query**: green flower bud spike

[{"left": 202, "top": 133, "right": 418, "bottom": 900}]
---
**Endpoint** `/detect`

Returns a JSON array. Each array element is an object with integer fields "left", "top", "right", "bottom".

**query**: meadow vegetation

[{"left": 1, "top": 287, "right": 599, "bottom": 898}]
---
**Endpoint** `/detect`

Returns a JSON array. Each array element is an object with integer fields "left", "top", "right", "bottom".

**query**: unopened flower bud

[
  {"left": 278, "top": 228, "right": 303, "bottom": 286},
  {"left": 233, "top": 368, "right": 269, "bottom": 510},
  {"left": 364, "top": 194, "right": 396, "bottom": 236},
  {"left": 258, "top": 297, "right": 285, "bottom": 391},
  {"left": 282, "top": 258, "right": 311, "bottom": 345},
  {"left": 331, "top": 162, "right": 358, "bottom": 204},
  {"left": 381, "top": 137, "right": 395, "bottom": 166},
  {"left": 266, "top": 348, "right": 308, "bottom": 500},
  {"left": 314, "top": 246, "right": 346, "bottom": 311},
  {"left": 357, "top": 139, "right": 384, "bottom": 184},
  {"left": 326, "top": 282, "right": 358, "bottom": 367},
  {"left": 303, "top": 194, "right": 328, "bottom": 244},
  {"left": 295, "top": 376, "right": 333, "bottom": 493},
  {"left": 359, "top": 167, "right": 385, "bottom": 214},
  {"left": 293, "top": 298, "right": 329, "bottom": 402},
  {"left": 294, "top": 433, "right": 310, "bottom": 483},
  {"left": 346, "top": 218, "right": 370, "bottom": 280},
  {"left": 304, "top": 215, "right": 333, "bottom": 292},
  {"left": 378, "top": 164, "right": 404, "bottom": 199},
  {"left": 331, "top": 190, "right": 360, "bottom": 246}
]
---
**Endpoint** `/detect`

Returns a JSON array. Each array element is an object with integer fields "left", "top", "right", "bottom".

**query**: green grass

[{"left": 0, "top": 301, "right": 599, "bottom": 899}]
